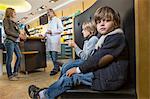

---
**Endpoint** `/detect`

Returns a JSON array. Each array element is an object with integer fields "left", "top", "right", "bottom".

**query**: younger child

[
  {"left": 60, "top": 21, "right": 98, "bottom": 77},
  {"left": 28, "top": 6, "right": 128, "bottom": 99}
]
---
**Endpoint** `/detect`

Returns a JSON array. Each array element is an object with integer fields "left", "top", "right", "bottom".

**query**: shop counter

[{"left": 20, "top": 37, "right": 46, "bottom": 74}]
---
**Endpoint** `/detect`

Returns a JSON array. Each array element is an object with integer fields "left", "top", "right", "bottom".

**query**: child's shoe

[{"left": 28, "top": 85, "right": 40, "bottom": 99}]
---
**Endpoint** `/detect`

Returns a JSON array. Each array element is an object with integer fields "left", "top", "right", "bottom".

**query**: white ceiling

[{"left": 0, "top": 0, "right": 82, "bottom": 24}]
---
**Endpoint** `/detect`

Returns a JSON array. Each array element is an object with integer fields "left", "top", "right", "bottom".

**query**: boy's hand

[
  {"left": 66, "top": 67, "right": 77, "bottom": 77},
  {"left": 67, "top": 40, "right": 77, "bottom": 48}
]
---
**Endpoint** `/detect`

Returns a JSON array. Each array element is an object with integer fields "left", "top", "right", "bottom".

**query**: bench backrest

[{"left": 74, "top": 0, "right": 136, "bottom": 89}]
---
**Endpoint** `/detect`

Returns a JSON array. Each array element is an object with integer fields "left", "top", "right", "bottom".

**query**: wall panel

[
  {"left": 135, "top": 0, "right": 150, "bottom": 99},
  {"left": 55, "top": 10, "right": 63, "bottom": 18},
  {"left": 83, "top": 0, "right": 96, "bottom": 11}
]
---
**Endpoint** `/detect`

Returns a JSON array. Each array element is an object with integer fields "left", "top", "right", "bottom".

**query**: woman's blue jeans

[
  {"left": 60, "top": 59, "right": 85, "bottom": 77},
  {"left": 4, "top": 39, "right": 22, "bottom": 77},
  {"left": 44, "top": 72, "right": 94, "bottom": 99}
]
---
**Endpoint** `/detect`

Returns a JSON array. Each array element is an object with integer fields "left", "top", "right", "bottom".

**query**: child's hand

[
  {"left": 66, "top": 67, "right": 77, "bottom": 77},
  {"left": 67, "top": 40, "right": 77, "bottom": 48}
]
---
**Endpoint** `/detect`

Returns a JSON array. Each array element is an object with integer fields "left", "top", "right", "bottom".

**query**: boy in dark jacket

[{"left": 28, "top": 6, "right": 128, "bottom": 99}]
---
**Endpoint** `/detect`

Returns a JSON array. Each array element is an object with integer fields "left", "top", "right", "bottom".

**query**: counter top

[{"left": 27, "top": 37, "right": 44, "bottom": 40}]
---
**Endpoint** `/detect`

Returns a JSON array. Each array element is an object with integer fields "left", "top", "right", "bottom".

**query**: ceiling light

[
  {"left": 41, "top": 5, "right": 47, "bottom": 9},
  {"left": 50, "top": 1, "right": 55, "bottom": 3},
  {"left": 26, "top": 0, "right": 75, "bottom": 24},
  {"left": 29, "top": 12, "right": 34, "bottom": 16},
  {"left": 0, "top": 0, "right": 32, "bottom": 13},
  {"left": 49, "top": 0, "right": 58, "bottom": 3},
  {"left": 37, "top": 8, "right": 42, "bottom": 11},
  {"left": 53, "top": 0, "right": 75, "bottom": 10}
]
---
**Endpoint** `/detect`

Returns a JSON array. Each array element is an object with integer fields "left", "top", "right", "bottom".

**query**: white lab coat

[{"left": 45, "top": 17, "right": 63, "bottom": 52}]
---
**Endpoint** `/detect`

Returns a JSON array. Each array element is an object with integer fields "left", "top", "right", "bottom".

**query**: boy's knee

[{"left": 60, "top": 76, "right": 74, "bottom": 87}]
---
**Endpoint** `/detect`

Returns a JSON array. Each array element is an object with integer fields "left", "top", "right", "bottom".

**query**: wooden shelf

[
  {"left": 27, "top": 37, "right": 44, "bottom": 40},
  {"left": 64, "top": 27, "right": 72, "bottom": 31},
  {"left": 61, "top": 33, "right": 72, "bottom": 36},
  {"left": 63, "top": 22, "right": 72, "bottom": 26},
  {"left": 61, "top": 16, "right": 72, "bottom": 21},
  {"left": 3, "top": 51, "right": 39, "bottom": 54},
  {"left": 21, "top": 51, "right": 39, "bottom": 55}
]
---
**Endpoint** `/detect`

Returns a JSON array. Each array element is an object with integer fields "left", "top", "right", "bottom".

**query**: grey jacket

[
  {"left": 3, "top": 18, "right": 20, "bottom": 42},
  {"left": 75, "top": 36, "right": 98, "bottom": 60}
]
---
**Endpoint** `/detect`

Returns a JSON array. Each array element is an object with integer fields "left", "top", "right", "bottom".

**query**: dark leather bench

[
  {"left": 60, "top": 0, "right": 137, "bottom": 99},
  {"left": 61, "top": 85, "right": 136, "bottom": 99}
]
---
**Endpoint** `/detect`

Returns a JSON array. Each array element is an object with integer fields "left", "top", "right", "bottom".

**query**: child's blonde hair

[
  {"left": 82, "top": 21, "right": 97, "bottom": 36},
  {"left": 94, "top": 6, "right": 120, "bottom": 29}
]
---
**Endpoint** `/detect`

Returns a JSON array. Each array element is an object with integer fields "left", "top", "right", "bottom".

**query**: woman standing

[
  {"left": 45, "top": 9, "right": 63, "bottom": 76},
  {"left": 3, "top": 8, "right": 23, "bottom": 81}
]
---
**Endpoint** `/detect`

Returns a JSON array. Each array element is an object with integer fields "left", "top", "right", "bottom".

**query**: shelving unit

[
  {"left": 59, "top": 44, "right": 72, "bottom": 59},
  {"left": 61, "top": 16, "right": 73, "bottom": 42},
  {"left": 60, "top": 16, "right": 74, "bottom": 59},
  {"left": 28, "top": 26, "right": 43, "bottom": 35}
]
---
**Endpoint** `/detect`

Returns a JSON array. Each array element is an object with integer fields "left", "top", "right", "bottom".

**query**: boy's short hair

[
  {"left": 94, "top": 6, "right": 120, "bottom": 28},
  {"left": 82, "top": 21, "right": 97, "bottom": 35}
]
